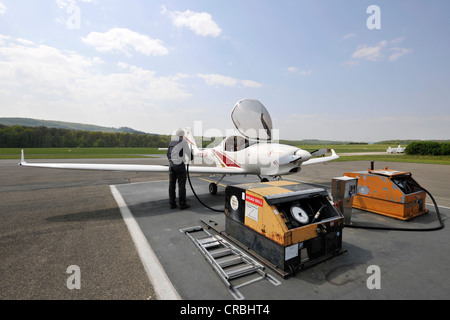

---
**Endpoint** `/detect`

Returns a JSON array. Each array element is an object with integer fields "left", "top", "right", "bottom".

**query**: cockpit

[
  {"left": 223, "top": 99, "right": 273, "bottom": 153},
  {"left": 224, "top": 136, "right": 256, "bottom": 152},
  {"left": 231, "top": 99, "right": 273, "bottom": 141}
]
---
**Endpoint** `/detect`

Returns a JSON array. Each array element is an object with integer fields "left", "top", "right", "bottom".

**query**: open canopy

[{"left": 231, "top": 99, "right": 273, "bottom": 141}]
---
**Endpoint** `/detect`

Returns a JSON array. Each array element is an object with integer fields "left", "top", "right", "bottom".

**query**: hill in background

[
  {"left": 1, "top": 117, "right": 349, "bottom": 145},
  {"left": 3, "top": 117, "right": 447, "bottom": 146},
  {"left": 0, "top": 118, "right": 147, "bottom": 135}
]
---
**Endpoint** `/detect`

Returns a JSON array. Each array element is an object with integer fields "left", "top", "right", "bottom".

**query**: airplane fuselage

[{"left": 196, "top": 138, "right": 312, "bottom": 177}]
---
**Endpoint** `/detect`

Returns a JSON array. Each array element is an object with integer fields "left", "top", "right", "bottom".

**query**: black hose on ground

[{"left": 186, "top": 164, "right": 224, "bottom": 213}]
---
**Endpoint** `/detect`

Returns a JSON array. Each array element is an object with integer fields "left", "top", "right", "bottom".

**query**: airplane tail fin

[{"left": 183, "top": 127, "right": 199, "bottom": 156}]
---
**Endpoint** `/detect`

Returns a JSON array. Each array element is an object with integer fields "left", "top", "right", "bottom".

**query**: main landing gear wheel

[
  {"left": 261, "top": 178, "right": 269, "bottom": 183},
  {"left": 209, "top": 183, "right": 218, "bottom": 195}
]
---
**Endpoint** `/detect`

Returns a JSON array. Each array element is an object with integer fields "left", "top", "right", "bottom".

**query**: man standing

[{"left": 167, "top": 128, "right": 192, "bottom": 210}]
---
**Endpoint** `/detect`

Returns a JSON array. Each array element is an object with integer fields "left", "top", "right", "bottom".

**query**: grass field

[
  {"left": 300, "top": 144, "right": 392, "bottom": 153},
  {"left": 1, "top": 146, "right": 449, "bottom": 165}
]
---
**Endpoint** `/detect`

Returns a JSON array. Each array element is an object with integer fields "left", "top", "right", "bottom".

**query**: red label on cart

[{"left": 245, "top": 194, "right": 264, "bottom": 207}]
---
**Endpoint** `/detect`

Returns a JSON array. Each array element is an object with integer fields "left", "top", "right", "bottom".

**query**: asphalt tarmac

[
  {"left": 0, "top": 158, "right": 166, "bottom": 300},
  {"left": 1, "top": 157, "right": 449, "bottom": 300}
]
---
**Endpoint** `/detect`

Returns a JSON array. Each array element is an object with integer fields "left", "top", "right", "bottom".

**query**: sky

[{"left": 0, "top": 0, "right": 449, "bottom": 142}]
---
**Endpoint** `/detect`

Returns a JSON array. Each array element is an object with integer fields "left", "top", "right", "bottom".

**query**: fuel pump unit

[
  {"left": 224, "top": 180, "right": 345, "bottom": 276},
  {"left": 344, "top": 167, "right": 428, "bottom": 221}
]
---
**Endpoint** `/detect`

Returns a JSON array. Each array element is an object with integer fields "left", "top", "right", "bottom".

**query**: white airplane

[
  {"left": 387, "top": 145, "right": 405, "bottom": 153},
  {"left": 19, "top": 99, "right": 339, "bottom": 194}
]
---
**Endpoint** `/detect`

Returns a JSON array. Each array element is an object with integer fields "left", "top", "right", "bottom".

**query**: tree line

[
  {"left": 405, "top": 141, "right": 450, "bottom": 156},
  {"left": 0, "top": 124, "right": 171, "bottom": 148}
]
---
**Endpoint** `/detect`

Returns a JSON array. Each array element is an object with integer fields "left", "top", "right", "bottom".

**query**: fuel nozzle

[
  {"left": 312, "top": 204, "right": 327, "bottom": 223},
  {"left": 312, "top": 211, "right": 321, "bottom": 224}
]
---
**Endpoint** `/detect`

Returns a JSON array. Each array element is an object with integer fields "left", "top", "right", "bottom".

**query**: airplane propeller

[{"left": 278, "top": 154, "right": 303, "bottom": 165}]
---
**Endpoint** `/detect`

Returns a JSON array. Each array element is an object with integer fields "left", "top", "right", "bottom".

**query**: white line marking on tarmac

[
  {"left": 426, "top": 203, "right": 450, "bottom": 210},
  {"left": 110, "top": 185, "right": 181, "bottom": 300}
]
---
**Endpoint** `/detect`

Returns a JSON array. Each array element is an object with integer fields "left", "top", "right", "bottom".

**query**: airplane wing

[
  {"left": 19, "top": 150, "right": 246, "bottom": 175},
  {"left": 301, "top": 149, "right": 339, "bottom": 166}
]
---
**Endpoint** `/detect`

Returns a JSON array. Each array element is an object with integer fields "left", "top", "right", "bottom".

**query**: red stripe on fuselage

[{"left": 212, "top": 150, "right": 241, "bottom": 168}]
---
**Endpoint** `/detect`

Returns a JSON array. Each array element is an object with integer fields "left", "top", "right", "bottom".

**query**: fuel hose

[{"left": 186, "top": 164, "right": 224, "bottom": 213}]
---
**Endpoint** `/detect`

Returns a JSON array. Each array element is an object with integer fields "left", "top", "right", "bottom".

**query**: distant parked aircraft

[{"left": 387, "top": 145, "right": 405, "bottom": 153}]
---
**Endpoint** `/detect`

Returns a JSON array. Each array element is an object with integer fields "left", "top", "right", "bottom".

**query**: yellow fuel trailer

[
  {"left": 344, "top": 167, "right": 428, "bottom": 221},
  {"left": 224, "top": 180, "right": 345, "bottom": 276}
]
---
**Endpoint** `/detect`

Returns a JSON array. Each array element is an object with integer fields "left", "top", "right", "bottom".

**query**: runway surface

[{"left": 1, "top": 157, "right": 449, "bottom": 300}]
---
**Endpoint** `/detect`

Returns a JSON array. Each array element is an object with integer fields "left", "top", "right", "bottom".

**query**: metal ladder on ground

[{"left": 180, "top": 226, "right": 281, "bottom": 300}]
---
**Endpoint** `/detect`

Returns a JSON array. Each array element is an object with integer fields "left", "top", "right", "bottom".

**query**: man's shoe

[
  {"left": 180, "top": 204, "right": 190, "bottom": 210},
  {"left": 170, "top": 203, "right": 177, "bottom": 209}
]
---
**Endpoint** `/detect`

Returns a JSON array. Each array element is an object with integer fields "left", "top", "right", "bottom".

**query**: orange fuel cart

[{"left": 344, "top": 168, "right": 428, "bottom": 221}]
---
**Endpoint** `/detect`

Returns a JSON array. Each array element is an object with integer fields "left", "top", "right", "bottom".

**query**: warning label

[{"left": 245, "top": 194, "right": 264, "bottom": 207}]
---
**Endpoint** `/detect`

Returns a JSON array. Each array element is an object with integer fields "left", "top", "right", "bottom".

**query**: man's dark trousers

[{"left": 169, "top": 163, "right": 187, "bottom": 207}]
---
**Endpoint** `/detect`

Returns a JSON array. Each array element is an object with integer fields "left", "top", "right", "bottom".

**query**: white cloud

[
  {"left": 299, "top": 70, "right": 312, "bottom": 76},
  {"left": 197, "top": 74, "right": 262, "bottom": 88},
  {"left": 346, "top": 39, "right": 412, "bottom": 65},
  {"left": 240, "top": 79, "right": 263, "bottom": 88},
  {"left": 82, "top": 28, "right": 169, "bottom": 56},
  {"left": 198, "top": 74, "right": 237, "bottom": 87},
  {"left": 0, "top": 2, "right": 6, "bottom": 15},
  {"left": 0, "top": 35, "right": 191, "bottom": 129},
  {"left": 0, "top": 34, "right": 263, "bottom": 133},
  {"left": 56, "top": 0, "right": 94, "bottom": 9},
  {"left": 165, "top": 8, "right": 222, "bottom": 37},
  {"left": 159, "top": 4, "right": 167, "bottom": 15},
  {"left": 352, "top": 40, "right": 387, "bottom": 61},
  {"left": 342, "top": 33, "right": 356, "bottom": 40},
  {"left": 0, "top": 34, "right": 11, "bottom": 45},
  {"left": 390, "top": 37, "right": 405, "bottom": 44},
  {"left": 388, "top": 47, "right": 413, "bottom": 61},
  {"left": 286, "top": 67, "right": 312, "bottom": 76},
  {"left": 16, "top": 38, "right": 35, "bottom": 46},
  {"left": 342, "top": 60, "right": 359, "bottom": 67}
]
